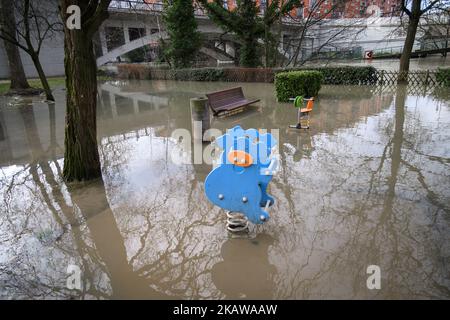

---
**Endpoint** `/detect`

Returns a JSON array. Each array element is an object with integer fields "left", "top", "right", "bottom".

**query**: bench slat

[
  {"left": 206, "top": 87, "right": 258, "bottom": 116},
  {"left": 212, "top": 99, "right": 259, "bottom": 115}
]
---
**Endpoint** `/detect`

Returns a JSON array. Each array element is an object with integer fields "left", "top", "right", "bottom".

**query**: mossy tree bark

[{"left": 60, "top": 0, "right": 111, "bottom": 182}]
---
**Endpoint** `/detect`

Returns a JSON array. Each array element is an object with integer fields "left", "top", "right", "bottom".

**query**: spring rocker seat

[
  {"left": 204, "top": 126, "right": 278, "bottom": 227},
  {"left": 289, "top": 96, "right": 315, "bottom": 129}
]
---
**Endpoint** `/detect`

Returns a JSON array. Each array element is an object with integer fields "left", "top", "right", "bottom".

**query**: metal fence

[
  {"left": 109, "top": 0, "right": 205, "bottom": 16},
  {"left": 376, "top": 70, "right": 439, "bottom": 87},
  {"left": 116, "top": 64, "right": 446, "bottom": 89}
]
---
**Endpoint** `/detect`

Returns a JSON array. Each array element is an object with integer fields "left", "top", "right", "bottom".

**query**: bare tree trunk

[
  {"left": 398, "top": 17, "right": 420, "bottom": 82},
  {"left": 398, "top": 0, "right": 422, "bottom": 83},
  {"left": 2, "top": 41, "right": 30, "bottom": 90},
  {"left": 0, "top": 0, "right": 30, "bottom": 90},
  {"left": 30, "top": 52, "right": 54, "bottom": 101},
  {"left": 62, "top": 30, "right": 101, "bottom": 181}
]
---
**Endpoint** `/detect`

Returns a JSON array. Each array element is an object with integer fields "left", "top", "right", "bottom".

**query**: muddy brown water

[
  {"left": 304, "top": 56, "right": 450, "bottom": 71},
  {"left": 0, "top": 80, "right": 449, "bottom": 299}
]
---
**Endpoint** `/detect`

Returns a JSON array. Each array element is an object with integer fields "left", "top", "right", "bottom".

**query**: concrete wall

[
  {"left": 312, "top": 17, "right": 420, "bottom": 56},
  {"left": 0, "top": 34, "right": 65, "bottom": 79},
  {"left": 0, "top": 32, "right": 65, "bottom": 79},
  {"left": 0, "top": 0, "right": 65, "bottom": 79}
]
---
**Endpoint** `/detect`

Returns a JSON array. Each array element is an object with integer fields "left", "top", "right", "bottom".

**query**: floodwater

[
  {"left": 0, "top": 80, "right": 449, "bottom": 299},
  {"left": 305, "top": 55, "right": 450, "bottom": 70}
]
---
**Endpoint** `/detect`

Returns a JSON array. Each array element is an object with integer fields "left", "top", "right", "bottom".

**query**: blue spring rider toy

[{"left": 204, "top": 126, "right": 278, "bottom": 227}]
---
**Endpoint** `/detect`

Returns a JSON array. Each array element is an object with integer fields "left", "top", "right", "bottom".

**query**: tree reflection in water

[{"left": 0, "top": 82, "right": 449, "bottom": 299}]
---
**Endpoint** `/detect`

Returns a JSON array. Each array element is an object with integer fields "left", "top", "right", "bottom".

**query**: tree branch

[
  {"left": 22, "top": 0, "right": 36, "bottom": 54},
  {"left": 85, "top": 0, "right": 112, "bottom": 39},
  {"left": 0, "top": 33, "right": 30, "bottom": 53},
  {"left": 401, "top": 0, "right": 412, "bottom": 17},
  {"left": 421, "top": 0, "right": 441, "bottom": 14}
]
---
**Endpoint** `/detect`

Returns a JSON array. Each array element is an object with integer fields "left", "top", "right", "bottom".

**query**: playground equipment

[
  {"left": 204, "top": 126, "right": 278, "bottom": 233},
  {"left": 206, "top": 87, "right": 260, "bottom": 118},
  {"left": 288, "top": 96, "right": 315, "bottom": 129}
]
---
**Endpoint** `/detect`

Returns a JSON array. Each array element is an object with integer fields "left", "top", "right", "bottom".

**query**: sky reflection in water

[{"left": 0, "top": 80, "right": 449, "bottom": 299}]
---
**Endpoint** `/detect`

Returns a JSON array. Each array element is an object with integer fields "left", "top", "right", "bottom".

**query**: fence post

[
  {"left": 380, "top": 70, "right": 384, "bottom": 85},
  {"left": 425, "top": 70, "right": 430, "bottom": 86}
]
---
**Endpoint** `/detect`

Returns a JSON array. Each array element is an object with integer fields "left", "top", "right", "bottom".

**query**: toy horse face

[
  {"left": 214, "top": 126, "right": 277, "bottom": 166},
  {"left": 204, "top": 126, "right": 278, "bottom": 225}
]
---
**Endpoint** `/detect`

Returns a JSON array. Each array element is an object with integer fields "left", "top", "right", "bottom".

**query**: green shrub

[
  {"left": 163, "top": 0, "right": 201, "bottom": 68},
  {"left": 275, "top": 66, "right": 378, "bottom": 85},
  {"left": 436, "top": 68, "right": 450, "bottom": 87},
  {"left": 317, "top": 66, "right": 377, "bottom": 85},
  {"left": 275, "top": 70, "right": 323, "bottom": 102}
]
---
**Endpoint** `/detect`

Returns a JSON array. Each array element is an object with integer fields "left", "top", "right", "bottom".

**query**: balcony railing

[
  {"left": 109, "top": 1, "right": 163, "bottom": 11},
  {"left": 109, "top": 0, "right": 206, "bottom": 16}
]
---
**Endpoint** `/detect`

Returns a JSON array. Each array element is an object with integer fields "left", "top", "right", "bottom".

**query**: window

[
  {"left": 105, "top": 27, "right": 125, "bottom": 51},
  {"left": 128, "top": 28, "right": 145, "bottom": 41}
]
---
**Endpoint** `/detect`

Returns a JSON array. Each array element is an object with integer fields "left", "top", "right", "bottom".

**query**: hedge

[
  {"left": 312, "top": 66, "right": 377, "bottom": 85},
  {"left": 116, "top": 65, "right": 378, "bottom": 85},
  {"left": 274, "top": 66, "right": 378, "bottom": 85},
  {"left": 274, "top": 70, "right": 323, "bottom": 102},
  {"left": 436, "top": 68, "right": 450, "bottom": 87}
]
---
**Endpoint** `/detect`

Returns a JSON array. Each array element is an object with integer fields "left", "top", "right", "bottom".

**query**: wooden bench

[{"left": 206, "top": 87, "right": 260, "bottom": 117}]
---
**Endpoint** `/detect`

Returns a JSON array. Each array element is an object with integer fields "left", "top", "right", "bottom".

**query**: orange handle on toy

[{"left": 228, "top": 150, "right": 253, "bottom": 167}]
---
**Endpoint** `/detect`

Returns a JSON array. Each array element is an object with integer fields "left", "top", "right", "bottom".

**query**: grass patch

[
  {"left": 0, "top": 77, "right": 65, "bottom": 95},
  {"left": 0, "top": 76, "right": 112, "bottom": 95}
]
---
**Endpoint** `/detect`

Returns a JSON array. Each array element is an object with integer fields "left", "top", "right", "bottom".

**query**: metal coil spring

[{"left": 226, "top": 211, "right": 249, "bottom": 233}]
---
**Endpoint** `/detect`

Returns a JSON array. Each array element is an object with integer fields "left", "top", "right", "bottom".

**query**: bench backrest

[{"left": 206, "top": 87, "right": 245, "bottom": 108}]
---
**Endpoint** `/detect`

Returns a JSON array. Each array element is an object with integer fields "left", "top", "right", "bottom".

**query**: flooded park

[{"left": 0, "top": 80, "right": 449, "bottom": 299}]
